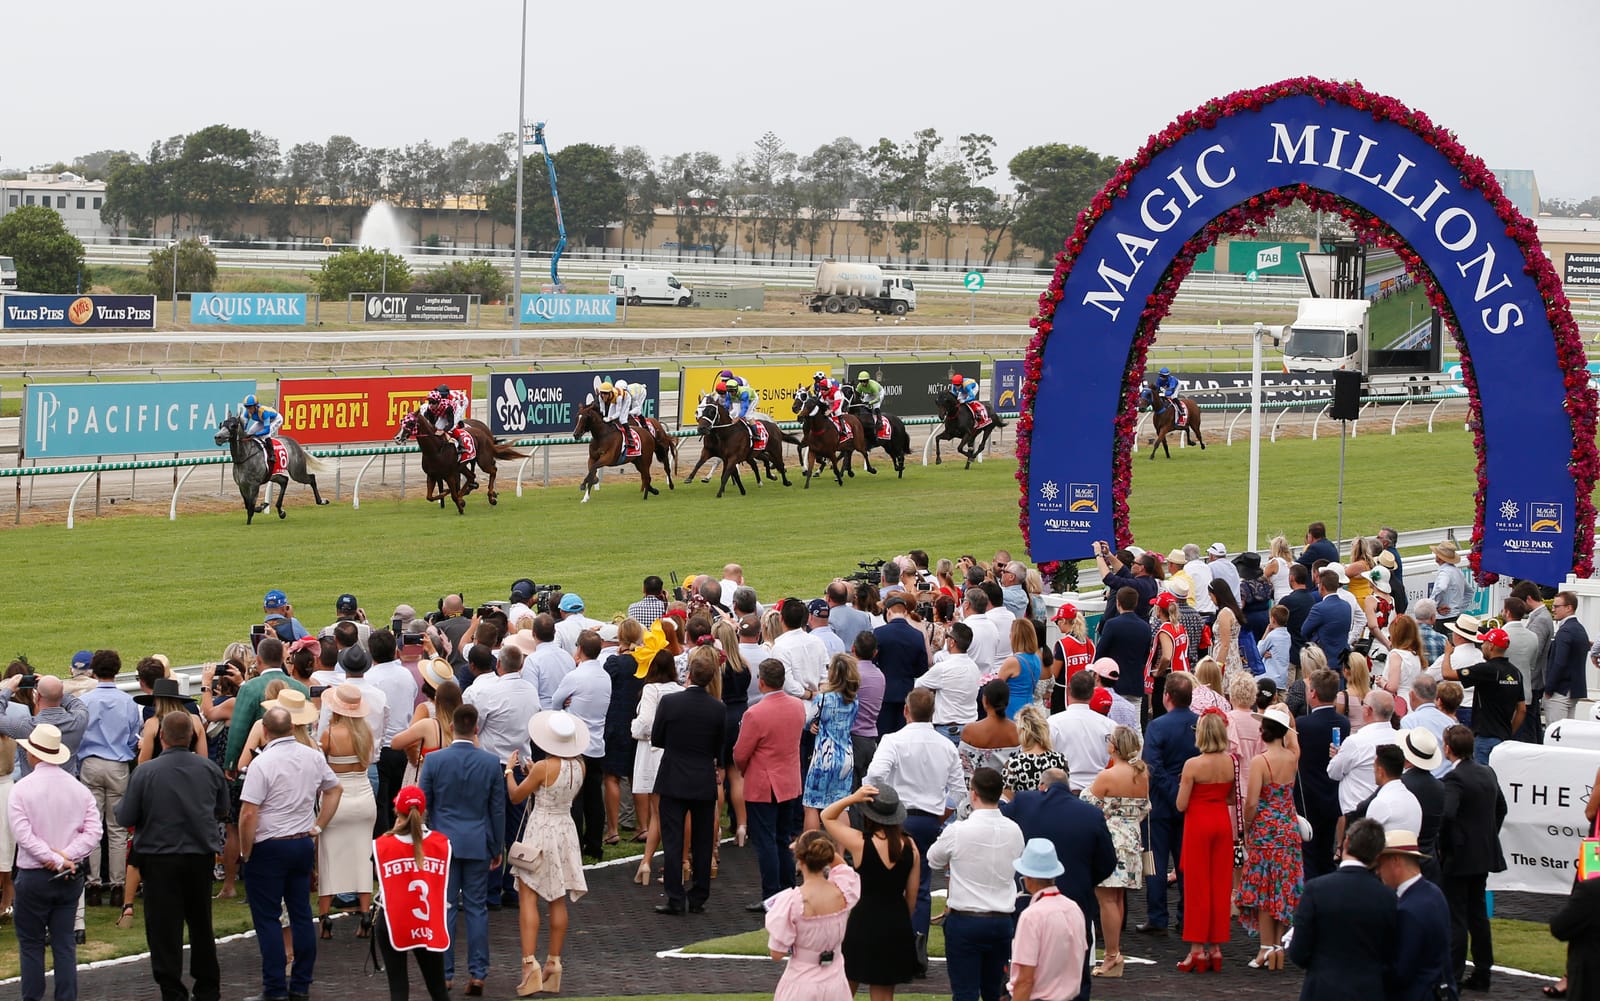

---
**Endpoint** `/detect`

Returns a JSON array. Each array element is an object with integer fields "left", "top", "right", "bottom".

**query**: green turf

[
  {"left": 0, "top": 422, "right": 1507, "bottom": 671},
  {"left": 1492, "top": 916, "right": 1566, "bottom": 978},
  {"left": 1368, "top": 284, "right": 1433, "bottom": 348}
]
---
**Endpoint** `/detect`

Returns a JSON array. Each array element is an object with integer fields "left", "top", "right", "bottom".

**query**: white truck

[
  {"left": 1280, "top": 298, "right": 1369, "bottom": 373},
  {"left": 0, "top": 256, "right": 16, "bottom": 291},
  {"left": 609, "top": 267, "right": 693, "bottom": 306},
  {"left": 803, "top": 261, "right": 916, "bottom": 316}
]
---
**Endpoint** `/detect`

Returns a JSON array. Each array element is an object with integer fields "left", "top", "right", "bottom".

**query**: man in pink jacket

[{"left": 733, "top": 659, "right": 806, "bottom": 912}]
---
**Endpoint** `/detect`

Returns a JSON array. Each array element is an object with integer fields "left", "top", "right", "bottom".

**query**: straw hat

[
  {"left": 1399, "top": 728, "right": 1443, "bottom": 771},
  {"left": 528, "top": 710, "right": 590, "bottom": 758},
  {"left": 420, "top": 657, "right": 454, "bottom": 690},
  {"left": 325, "top": 684, "right": 369, "bottom": 718},
  {"left": 1164, "top": 548, "right": 1188, "bottom": 565},
  {"left": 17, "top": 723, "right": 71, "bottom": 765},
  {"left": 265, "top": 688, "right": 318, "bottom": 726},
  {"left": 1432, "top": 541, "right": 1461, "bottom": 564},
  {"left": 1379, "top": 829, "right": 1430, "bottom": 860},
  {"left": 1375, "top": 550, "right": 1398, "bottom": 571},
  {"left": 1166, "top": 578, "right": 1192, "bottom": 600},
  {"left": 1447, "top": 613, "right": 1484, "bottom": 643},
  {"left": 1252, "top": 703, "right": 1295, "bottom": 732}
]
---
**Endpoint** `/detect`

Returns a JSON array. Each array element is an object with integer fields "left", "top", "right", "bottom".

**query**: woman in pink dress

[
  {"left": 765, "top": 830, "right": 861, "bottom": 1001},
  {"left": 1225, "top": 674, "right": 1264, "bottom": 914}
]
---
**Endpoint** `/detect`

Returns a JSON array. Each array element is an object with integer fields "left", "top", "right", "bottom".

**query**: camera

[
  {"left": 846, "top": 560, "right": 887, "bottom": 585},
  {"left": 17, "top": 673, "right": 38, "bottom": 690},
  {"left": 250, "top": 623, "right": 266, "bottom": 652},
  {"left": 403, "top": 632, "right": 424, "bottom": 646}
]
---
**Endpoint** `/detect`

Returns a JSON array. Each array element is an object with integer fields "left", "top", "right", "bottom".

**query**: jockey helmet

[
  {"left": 243, "top": 394, "right": 259, "bottom": 408},
  {"left": 857, "top": 371, "right": 871, "bottom": 382},
  {"left": 813, "top": 371, "right": 827, "bottom": 383},
  {"left": 951, "top": 374, "right": 964, "bottom": 386},
  {"left": 714, "top": 379, "right": 728, "bottom": 393},
  {"left": 426, "top": 390, "right": 444, "bottom": 406},
  {"left": 435, "top": 383, "right": 451, "bottom": 397},
  {"left": 598, "top": 381, "right": 614, "bottom": 395},
  {"left": 614, "top": 380, "right": 630, "bottom": 394},
  {"left": 718, "top": 369, "right": 735, "bottom": 380},
  {"left": 1159, "top": 367, "right": 1170, "bottom": 376}
]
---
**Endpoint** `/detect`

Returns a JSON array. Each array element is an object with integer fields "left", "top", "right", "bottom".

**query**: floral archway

[{"left": 1018, "top": 78, "right": 1597, "bottom": 584}]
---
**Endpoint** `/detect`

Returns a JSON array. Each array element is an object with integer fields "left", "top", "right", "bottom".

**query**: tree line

[{"left": 34, "top": 126, "right": 1126, "bottom": 266}]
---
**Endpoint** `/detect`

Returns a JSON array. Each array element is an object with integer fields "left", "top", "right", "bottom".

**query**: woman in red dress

[{"left": 1175, "top": 708, "right": 1236, "bottom": 971}]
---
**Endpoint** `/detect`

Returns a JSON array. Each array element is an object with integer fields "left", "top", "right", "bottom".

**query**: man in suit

[
  {"left": 732, "top": 659, "right": 805, "bottom": 911},
  {"left": 1396, "top": 728, "right": 1447, "bottom": 886},
  {"left": 1301, "top": 569, "right": 1353, "bottom": 669},
  {"left": 1377, "top": 829, "right": 1455, "bottom": 1001},
  {"left": 1439, "top": 724, "right": 1507, "bottom": 992},
  {"left": 651, "top": 655, "right": 726, "bottom": 915},
  {"left": 1002, "top": 767, "right": 1115, "bottom": 1001},
  {"left": 1544, "top": 589, "right": 1589, "bottom": 725},
  {"left": 873, "top": 594, "right": 929, "bottom": 735},
  {"left": 1297, "top": 668, "right": 1351, "bottom": 879},
  {"left": 1287, "top": 818, "right": 1398, "bottom": 1001},
  {"left": 1139, "top": 672, "right": 1197, "bottom": 935},
  {"left": 418, "top": 705, "right": 505, "bottom": 996}
]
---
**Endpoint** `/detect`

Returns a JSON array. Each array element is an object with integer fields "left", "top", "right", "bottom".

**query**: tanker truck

[{"left": 802, "top": 261, "right": 917, "bottom": 316}]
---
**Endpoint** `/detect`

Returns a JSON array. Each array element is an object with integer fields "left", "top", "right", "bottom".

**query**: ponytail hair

[
  {"left": 1109, "top": 724, "right": 1146, "bottom": 775},
  {"left": 390, "top": 806, "right": 426, "bottom": 868}
]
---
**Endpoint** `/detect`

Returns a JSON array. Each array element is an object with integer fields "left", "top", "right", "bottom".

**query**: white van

[
  {"left": 0, "top": 256, "right": 16, "bottom": 291},
  {"left": 609, "top": 267, "right": 692, "bottom": 306}
]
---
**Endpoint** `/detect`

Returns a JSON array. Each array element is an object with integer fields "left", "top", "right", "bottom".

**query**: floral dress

[
  {"left": 803, "top": 691, "right": 858, "bottom": 809},
  {"left": 1081, "top": 792, "right": 1151, "bottom": 889},
  {"left": 1237, "top": 760, "right": 1302, "bottom": 931}
]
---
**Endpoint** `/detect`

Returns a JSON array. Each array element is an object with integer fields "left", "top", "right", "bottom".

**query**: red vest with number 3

[{"left": 374, "top": 831, "right": 453, "bottom": 952}]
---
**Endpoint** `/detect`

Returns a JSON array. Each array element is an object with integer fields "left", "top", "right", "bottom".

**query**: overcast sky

[{"left": 9, "top": 0, "right": 1597, "bottom": 198}]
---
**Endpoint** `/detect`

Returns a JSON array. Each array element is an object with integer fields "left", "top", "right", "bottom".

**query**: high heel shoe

[
  {"left": 1176, "top": 952, "right": 1207, "bottom": 973},
  {"left": 542, "top": 955, "right": 563, "bottom": 993},
  {"left": 1268, "top": 945, "right": 1286, "bottom": 971},
  {"left": 357, "top": 910, "right": 373, "bottom": 939},
  {"left": 1092, "top": 953, "right": 1124, "bottom": 978},
  {"left": 515, "top": 955, "right": 542, "bottom": 997},
  {"left": 1207, "top": 950, "right": 1224, "bottom": 971},
  {"left": 634, "top": 862, "right": 651, "bottom": 886},
  {"left": 1248, "top": 946, "right": 1272, "bottom": 969},
  {"left": 319, "top": 914, "right": 333, "bottom": 940}
]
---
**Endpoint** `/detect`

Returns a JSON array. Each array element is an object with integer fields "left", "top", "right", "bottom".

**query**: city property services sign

[
  {"left": 191, "top": 293, "right": 307, "bottom": 325},
  {"left": 24, "top": 380, "right": 255, "bottom": 458},
  {"left": 2, "top": 294, "right": 157, "bottom": 329},
  {"left": 489, "top": 370, "right": 661, "bottom": 436},
  {"left": 363, "top": 293, "right": 470, "bottom": 323}
]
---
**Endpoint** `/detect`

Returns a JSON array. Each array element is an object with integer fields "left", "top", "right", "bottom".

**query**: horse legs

[
  {"left": 638, "top": 460, "right": 657, "bottom": 499},
  {"left": 701, "top": 457, "right": 719, "bottom": 484},
  {"left": 303, "top": 476, "right": 329, "bottom": 506},
  {"left": 803, "top": 444, "right": 816, "bottom": 489},
  {"left": 580, "top": 466, "right": 598, "bottom": 503},
  {"left": 240, "top": 483, "right": 257, "bottom": 524},
  {"left": 860, "top": 442, "right": 877, "bottom": 476},
  {"left": 273, "top": 476, "right": 289, "bottom": 519}
]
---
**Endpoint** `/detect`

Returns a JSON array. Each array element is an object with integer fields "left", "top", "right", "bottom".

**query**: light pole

[
  {"left": 1246, "top": 321, "right": 1279, "bottom": 552},
  {"left": 170, "top": 240, "right": 180, "bottom": 324},
  {"left": 511, "top": 0, "right": 528, "bottom": 343}
]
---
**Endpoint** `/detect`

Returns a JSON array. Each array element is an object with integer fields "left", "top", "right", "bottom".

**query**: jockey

[
  {"left": 424, "top": 384, "right": 473, "bottom": 460},
  {"left": 854, "top": 371, "right": 884, "bottom": 427},
  {"left": 623, "top": 380, "right": 647, "bottom": 426},
  {"left": 607, "top": 380, "right": 633, "bottom": 426},
  {"left": 813, "top": 371, "right": 845, "bottom": 429},
  {"left": 241, "top": 395, "right": 282, "bottom": 439},
  {"left": 719, "top": 378, "right": 757, "bottom": 422},
  {"left": 1155, "top": 367, "right": 1185, "bottom": 426},
  {"left": 951, "top": 373, "right": 980, "bottom": 405}
]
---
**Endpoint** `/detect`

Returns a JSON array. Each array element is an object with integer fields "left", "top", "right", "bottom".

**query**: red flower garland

[{"left": 1018, "top": 77, "right": 1598, "bottom": 583}]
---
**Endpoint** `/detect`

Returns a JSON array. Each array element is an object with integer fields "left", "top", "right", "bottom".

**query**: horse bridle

[{"left": 697, "top": 399, "right": 739, "bottom": 431}]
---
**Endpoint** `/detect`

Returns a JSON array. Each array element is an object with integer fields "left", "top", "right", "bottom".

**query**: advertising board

[
  {"left": 276, "top": 375, "right": 473, "bottom": 445},
  {"left": 23, "top": 380, "right": 255, "bottom": 458},
  {"left": 489, "top": 369, "right": 660, "bottom": 437}
]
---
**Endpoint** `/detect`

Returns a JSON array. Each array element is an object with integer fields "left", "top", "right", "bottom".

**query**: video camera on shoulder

[{"left": 848, "top": 560, "right": 887, "bottom": 585}]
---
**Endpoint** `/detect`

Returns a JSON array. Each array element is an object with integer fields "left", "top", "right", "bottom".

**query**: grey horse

[{"left": 213, "top": 415, "right": 331, "bottom": 523}]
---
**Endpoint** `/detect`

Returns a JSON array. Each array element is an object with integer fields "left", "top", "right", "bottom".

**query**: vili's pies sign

[{"left": 276, "top": 375, "right": 472, "bottom": 445}]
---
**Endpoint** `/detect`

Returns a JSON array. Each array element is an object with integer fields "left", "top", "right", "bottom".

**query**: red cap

[
  {"left": 1052, "top": 603, "right": 1078, "bottom": 623},
  {"left": 1154, "top": 591, "right": 1178, "bottom": 610},
  {"left": 1089, "top": 688, "right": 1113, "bottom": 715},
  {"left": 393, "top": 785, "right": 427, "bottom": 815},
  {"left": 1477, "top": 627, "right": 1510, "bottom": 648}
]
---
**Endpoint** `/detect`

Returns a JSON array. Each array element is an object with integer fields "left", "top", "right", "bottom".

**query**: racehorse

[
  {"left": 791, "top": 387, "right": 875, "bottom": 487},
  {"left": 684, "top": 394, "right": 796, "bottom": 496},
  {"left": 394, "top": 410, "right": 526, "bottom": 509},
  {"left": 213, "top": 415, "right": 331, "bottom": 524},
  {"left": 1139, "top": 381, "right": 1206, "bottom": 459},
  {"left": 572, "top": 396, "right": 674, "bottom": 502},
  {"left": 932, "top": 387, "right": 1005, "bottom": 469},
  {"left": 841, "top": 385, "right": 911, "bottom": 478}
]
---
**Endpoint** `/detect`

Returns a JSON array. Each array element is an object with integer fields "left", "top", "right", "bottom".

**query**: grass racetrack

[{"left": 9, "top": 423, "right": 1484, "bottom": 672}]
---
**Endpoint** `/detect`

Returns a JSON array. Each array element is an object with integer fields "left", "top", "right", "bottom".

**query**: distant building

[
  {"left": 1491, "top": 169, "right": 1540, "bottom": 218},
  {"left": 0, "top": 172, "right": 111, "bottom": 241}
]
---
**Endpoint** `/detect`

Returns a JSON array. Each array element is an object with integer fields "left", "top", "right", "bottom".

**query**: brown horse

[
  {"left": 684, "top": 394, "right": 795, "bottom": 496},
  {"left": 395, "top": 410, "right": 469, "bottom": 513},
  {"left": 572, "top": 397, "right": 673, "bottom": 502},
  {"left": 395, "top": 410, "right": 526, "bottom": 506},
  {"left": 932, "top": 387, "right": 1005, "bottom": 470},
  {"left": 1139, "top": 382, "right": 1206, "bottom": 459},
  {"left": 791, "top": 387, "right": 874, "bottom": 488}
]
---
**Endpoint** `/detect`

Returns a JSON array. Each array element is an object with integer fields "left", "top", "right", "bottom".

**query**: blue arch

[{"left": 1025, "top": 91, "right": 1585, "bottom": 583}]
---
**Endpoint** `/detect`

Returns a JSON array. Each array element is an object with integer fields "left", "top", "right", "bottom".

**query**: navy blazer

[
  {"left": 418, "top": 739, "right": 506, "bottom": 862},
  {"left": 1440, "top": 758, "right": 1506, "bottom": 876},
  {"left": 1301, "top": 593, "right": 1352, "bottom": 666},
  {"left": 873, "top": 619, "right": 930, "bottom": 703},
  {"left": 1297, "top": 538, "right": 1339, "bottom": 569},
  {"left": 1295, "top": 707, "right": 1350, "bottom": 819},
  {"left": 1002, "top": 784, "right": 1117, "bottom": 921},
  {"left": 1143, "top": 706, "right": 1197, "bottom": 818},
  {"left": 1548, "top": 615, "right": 1591, "bottom": 700},
  {"left": 1288, "top": 864, "right": 1398, "bottom": 1001},
  {"left": 1387, "top": 877, "right": 1455, "bottom": 1001},
  {"left": 651, "top": 685, "right": 725, "bottom": 802}
]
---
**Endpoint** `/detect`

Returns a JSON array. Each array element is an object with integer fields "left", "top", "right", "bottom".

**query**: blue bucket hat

[{"left": 1014, "top": 837, "right": 1065, "bottom": 880}]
